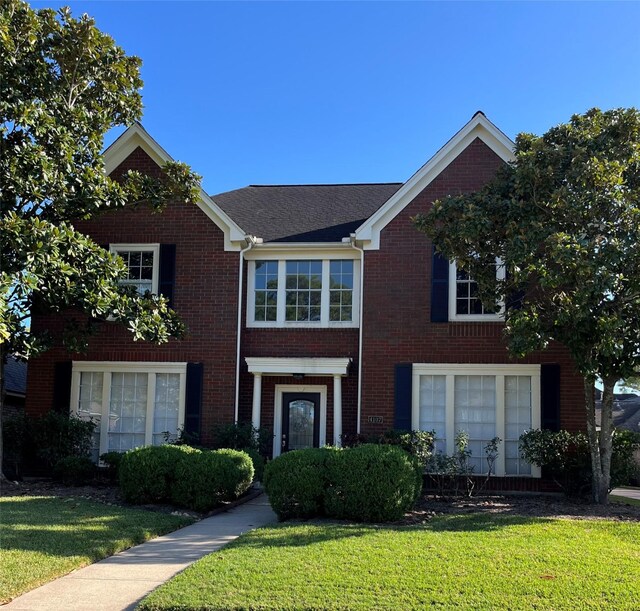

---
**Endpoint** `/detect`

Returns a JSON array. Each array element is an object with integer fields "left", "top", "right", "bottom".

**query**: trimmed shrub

[
  {"left": 211, "top": 422, "right": 272, "bottom": 457},
  {"left": 263, "top": 448, "right": 337, "bottom": 520},
  {"left": 341, "top": 429, "right": 435, "bottom": 467},
  {"left": 53, "top": 456, "right": 95, "bottom": 486},
  {"left": 171, "top": 449, "right": 253, "bottom": 512},
  {"left": 100, "top": 451, "right": 124, "bottom": 481},
  {"left": 519, "top": 428, "right": 640, "bottom": 496},
  {"left": 242, "top": 447, "right": 265, "bottom": 481},
  {"left": 119, "top": 445, "right": 199, "bottom": 504},
  {"left": 27, "top": 411, "right": 96, "bottom": 472},
  {"left": 325, "top": 444, "right": 423, "bottom": 522}
]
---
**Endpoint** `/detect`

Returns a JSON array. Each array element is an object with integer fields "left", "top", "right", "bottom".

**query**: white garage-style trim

[{"left": 245, "top": 357, "right": 351, "bottom": 456}]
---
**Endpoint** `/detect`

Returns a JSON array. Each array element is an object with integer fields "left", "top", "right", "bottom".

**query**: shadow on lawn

[{"left": 1, "top": 497, "right": 187, "bottom": 560}]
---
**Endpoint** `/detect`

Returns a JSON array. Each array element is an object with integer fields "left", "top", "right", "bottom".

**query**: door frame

[{"left": 274, "top": 384, "right": 326, "bottom": 457}]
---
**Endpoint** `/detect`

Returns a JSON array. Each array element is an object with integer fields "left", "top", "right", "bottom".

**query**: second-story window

[
  {"left": 254, "top": 261, "right": 278, "bottom": 321},
  {"left": 249, "top": 258, "right": 359, "bottom": 327},
  {"left": 449, "top": 260, "right": 504, "bottom": 321},
  {"left": 110, "top": 244, "right": 160, "bottom": 295},
  {"left": 285, "top": 261, "right": 322, "bottom": 322}
]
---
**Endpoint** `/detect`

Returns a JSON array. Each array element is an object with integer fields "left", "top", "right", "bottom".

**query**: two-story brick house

[{"left": 25, "top": 113, "right": 584, "bottom": 487}]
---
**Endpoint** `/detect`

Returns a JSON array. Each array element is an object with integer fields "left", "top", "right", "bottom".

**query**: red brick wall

[
  {"left": 360, "top": 137, "right": 586, "bottom": 435},
  {"left": 25, "top": 148, "right": 241, "bottom": 443}
]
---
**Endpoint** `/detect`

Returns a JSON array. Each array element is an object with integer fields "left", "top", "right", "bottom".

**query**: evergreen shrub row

[{"left": 119, "top": 445, "right": 253, "bottom": 511}]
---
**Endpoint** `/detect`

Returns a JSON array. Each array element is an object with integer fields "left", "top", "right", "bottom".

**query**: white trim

[
  {"left": 103, "top": 124, "right": 248, "bottom": 251},
  {"left": 411, "top": 364, "right": 541, "bottom": 478},
  {"left": 70, "top": 361, "right": 187, "bottom": 457},
  {"left": 246, "top": 357, "right": 351, "bottom": 376},
  {"left": 448, "top": 259, "right": 506, "bottom": 322},
  {"left": 355, "top": 114, "right": 515, "bottom": 250},
  {"left": 273, "top": 384, "right": 327, "bottom": 457},
  {"left": 244, "top": 244, "right": 360, "bottom": 260},
  {"left": 246, "top": 259, "right": 360, "bottom": 328},
  {"left": 109, "top": 243, "right": 160, "bottom": 294}
]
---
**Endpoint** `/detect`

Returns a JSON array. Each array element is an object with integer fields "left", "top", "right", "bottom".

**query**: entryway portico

[{"left": 245, "top": 357, "right": 351, "bottom": 457}]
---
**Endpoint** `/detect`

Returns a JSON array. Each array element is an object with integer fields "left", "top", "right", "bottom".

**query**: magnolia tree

[
  {"left": 414, "top": 108, "right": 640, "bottom": 504},
  {"left": 0, "top": 1, "right": 201, "bottom": 477}
]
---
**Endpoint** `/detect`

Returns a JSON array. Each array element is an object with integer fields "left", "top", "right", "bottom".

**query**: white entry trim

[
  {"left": 246, "top": 357, "right": 351, "bottom": 376},
  {"left": 274, "top": 384, "right": 327, "bottom": 458}
]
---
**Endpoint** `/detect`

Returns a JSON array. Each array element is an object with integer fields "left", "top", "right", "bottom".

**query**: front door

[{"left": 281, "top": 392, "right": 321, "bottom": 453}]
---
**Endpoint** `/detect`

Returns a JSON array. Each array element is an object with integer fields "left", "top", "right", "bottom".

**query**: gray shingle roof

[
  {"left": 211, "top": 183, "right": 402, "bottom": 243},
  {"left": 5, "top": 356, "right": 27, "bottom": 396}
]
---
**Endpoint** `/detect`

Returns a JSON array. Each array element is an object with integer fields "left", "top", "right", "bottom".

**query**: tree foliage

[
  {"left": 0, "top": 0, "right": 201, "bottom": 357},
  {"left": 414, "top": 108, "right": 640, "bottom": 503}
]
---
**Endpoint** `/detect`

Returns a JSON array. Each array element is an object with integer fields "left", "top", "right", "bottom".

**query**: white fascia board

[
  {"left": 246, "top": 357, "right": 352, "bottom": 376},
  {"left": 244, "top": 242, "right": 360, "bottom": 260},
  {"left": 103, "top": 124, "right": 248, "bottom": 251},
  {"left": 355, "top": 114, "right": 515, "bottom": 250}
]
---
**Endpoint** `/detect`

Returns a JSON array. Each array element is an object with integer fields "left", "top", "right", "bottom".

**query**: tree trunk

[
  {"left": 0, "top": 345, "right": 7, "bottom": 482},
  {"left": 584, "top": 376, "right": 615, "bottom": 504}
]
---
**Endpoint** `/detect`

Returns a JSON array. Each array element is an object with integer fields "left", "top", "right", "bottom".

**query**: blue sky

[{"left": 33, "top": 1, "right": 640, "bottom": 194}]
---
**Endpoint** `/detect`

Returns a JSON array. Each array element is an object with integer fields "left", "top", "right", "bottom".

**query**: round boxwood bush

[
  {"left": 53, "top": 456, "right": 95, "bottom": 486},
  {"left": 324, "top": 444, "right": 422, "bottom": 522},
  {"left": 263, "top": 447, "right": 337, "bottom": 520},
  {"left": 119, "top": 444, "right": 199, "bottom": 504},
  {"left": 171, "top": 449, "right": 254, "bottom": 512}
]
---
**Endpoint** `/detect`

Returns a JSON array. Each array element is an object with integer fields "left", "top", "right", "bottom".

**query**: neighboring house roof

[
  {"left": 595, "top": 394, "right": 640, "bottom": 432},
  {"left": 213, "top": 183, "right": 402, "bottom": 243},
  {"left": 5, "top": 356, "right": 27, "bottom": 397},
  {"left": 103, "top": 123, "right": 248, "bottom": 251}
]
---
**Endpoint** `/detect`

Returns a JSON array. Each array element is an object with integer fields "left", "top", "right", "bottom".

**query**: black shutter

[
  {"left": 431, "top": 247, "right": 449, "bottom": 322},
  {"left": 52, "top": 361, "right": 72, "bottom": 413},
  {"left": 541, "top": 363, "right": 561, "bottom": 431},
  {"left": 184, "top": 363, "right": 203, "bottom": 438},
  {"left": 158, "top": 244, "right": 177, "bottom": 308},
  {"left": 505, "top": 268, "right": 524, "bottom": 311},
  {"left": 394, "top": 363, "right": 413, "bottom": 431}
]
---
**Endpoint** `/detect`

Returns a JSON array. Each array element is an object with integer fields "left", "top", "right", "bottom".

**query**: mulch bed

[
  {"left": 401, "top": 492, "right": 640, "bottom": 524},
  {"left": 4, "top": 479, "right": 639, "bottom": 524}
]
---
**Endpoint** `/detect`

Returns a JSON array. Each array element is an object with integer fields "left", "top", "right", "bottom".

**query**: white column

[
  {"left": 333, "top": 374, "right": 342, "bottom": 447},
  {"left": 251, "top": 373, "right": 262, "bottom": 431}
]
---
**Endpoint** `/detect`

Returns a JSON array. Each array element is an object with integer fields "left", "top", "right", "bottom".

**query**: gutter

[
  {"left": 350, "top": 234, "right": 365, "bottom": 434},
  {"left": 234, "top": 236, "right": 259, "bottom": 423}
]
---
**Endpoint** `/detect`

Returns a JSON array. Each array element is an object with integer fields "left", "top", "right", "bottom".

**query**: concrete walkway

[
  {"left": 5, "top": 495, "right": 276, "bottom": 611},
  {"left": 611, "top": 487, "right": 640, "bottom": 502}
]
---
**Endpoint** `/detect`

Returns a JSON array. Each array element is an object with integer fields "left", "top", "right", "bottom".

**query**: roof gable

[
  {"left": 103, "top": 124, "right": 247, "bottom": 251},
  {"left": 354, "top": 113, "right": 514, "bottom": 249}
]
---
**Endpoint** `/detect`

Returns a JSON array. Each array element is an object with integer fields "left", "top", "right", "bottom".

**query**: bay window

[
  {"left": 71, "top": 362, "right": 186, "bottom": 460},
  {"left": 412, "top": 364, "right": 540, "bottom": 476}
]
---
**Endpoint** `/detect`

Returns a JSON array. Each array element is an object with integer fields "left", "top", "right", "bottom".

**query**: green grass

[
  {"left": 140, "top": 515, "right": 640, "bottom": 611},
  {"left": 0, "top": 495, "right": 193, "bottom": 603},
  {"left": 610, "top": 494, "right": 640, "bottom": 507}
]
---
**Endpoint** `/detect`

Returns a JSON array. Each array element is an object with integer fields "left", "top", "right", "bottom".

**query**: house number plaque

[{"left": 367, "top": 416, "right": 384, "bottom": 424}]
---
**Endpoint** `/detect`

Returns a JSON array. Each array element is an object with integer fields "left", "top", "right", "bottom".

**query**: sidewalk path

[
  {"left": 5, "top": 495, "right": 276, "bottom": 611},
  {"left": 611, "top": 487, "right": 640, "bottom": 502}
]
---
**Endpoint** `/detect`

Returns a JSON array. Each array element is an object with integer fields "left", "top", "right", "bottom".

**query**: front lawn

[
  {"left": 0, "top": 495, "right": 193, "bottom": 603},
  {"left": 140, "top": 515, "right": 640, "bottom": 611}
]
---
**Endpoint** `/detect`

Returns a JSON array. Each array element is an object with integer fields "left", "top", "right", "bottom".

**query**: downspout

[
  {"left": 234, "top": 236, "right": 256, "bottom": 423},
  {"left": 350, "top": 235, "right": 365, "bottom": 434}
]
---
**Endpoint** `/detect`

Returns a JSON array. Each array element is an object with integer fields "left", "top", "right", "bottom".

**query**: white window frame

[
  {"left": 448, "top": 259, "right": 505, "bottom": 322},
  {"left": 70, "top": 361, "right": 187, "bottom": 457},
  {"left": 247, "top": 257, "right": 360, "bottom": 328},
  {"left": 411, "top": 364, "right": 541, "bottom": 477},
  {"left": 110, "top": 243, "right": 160, "bottom": 295}
]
